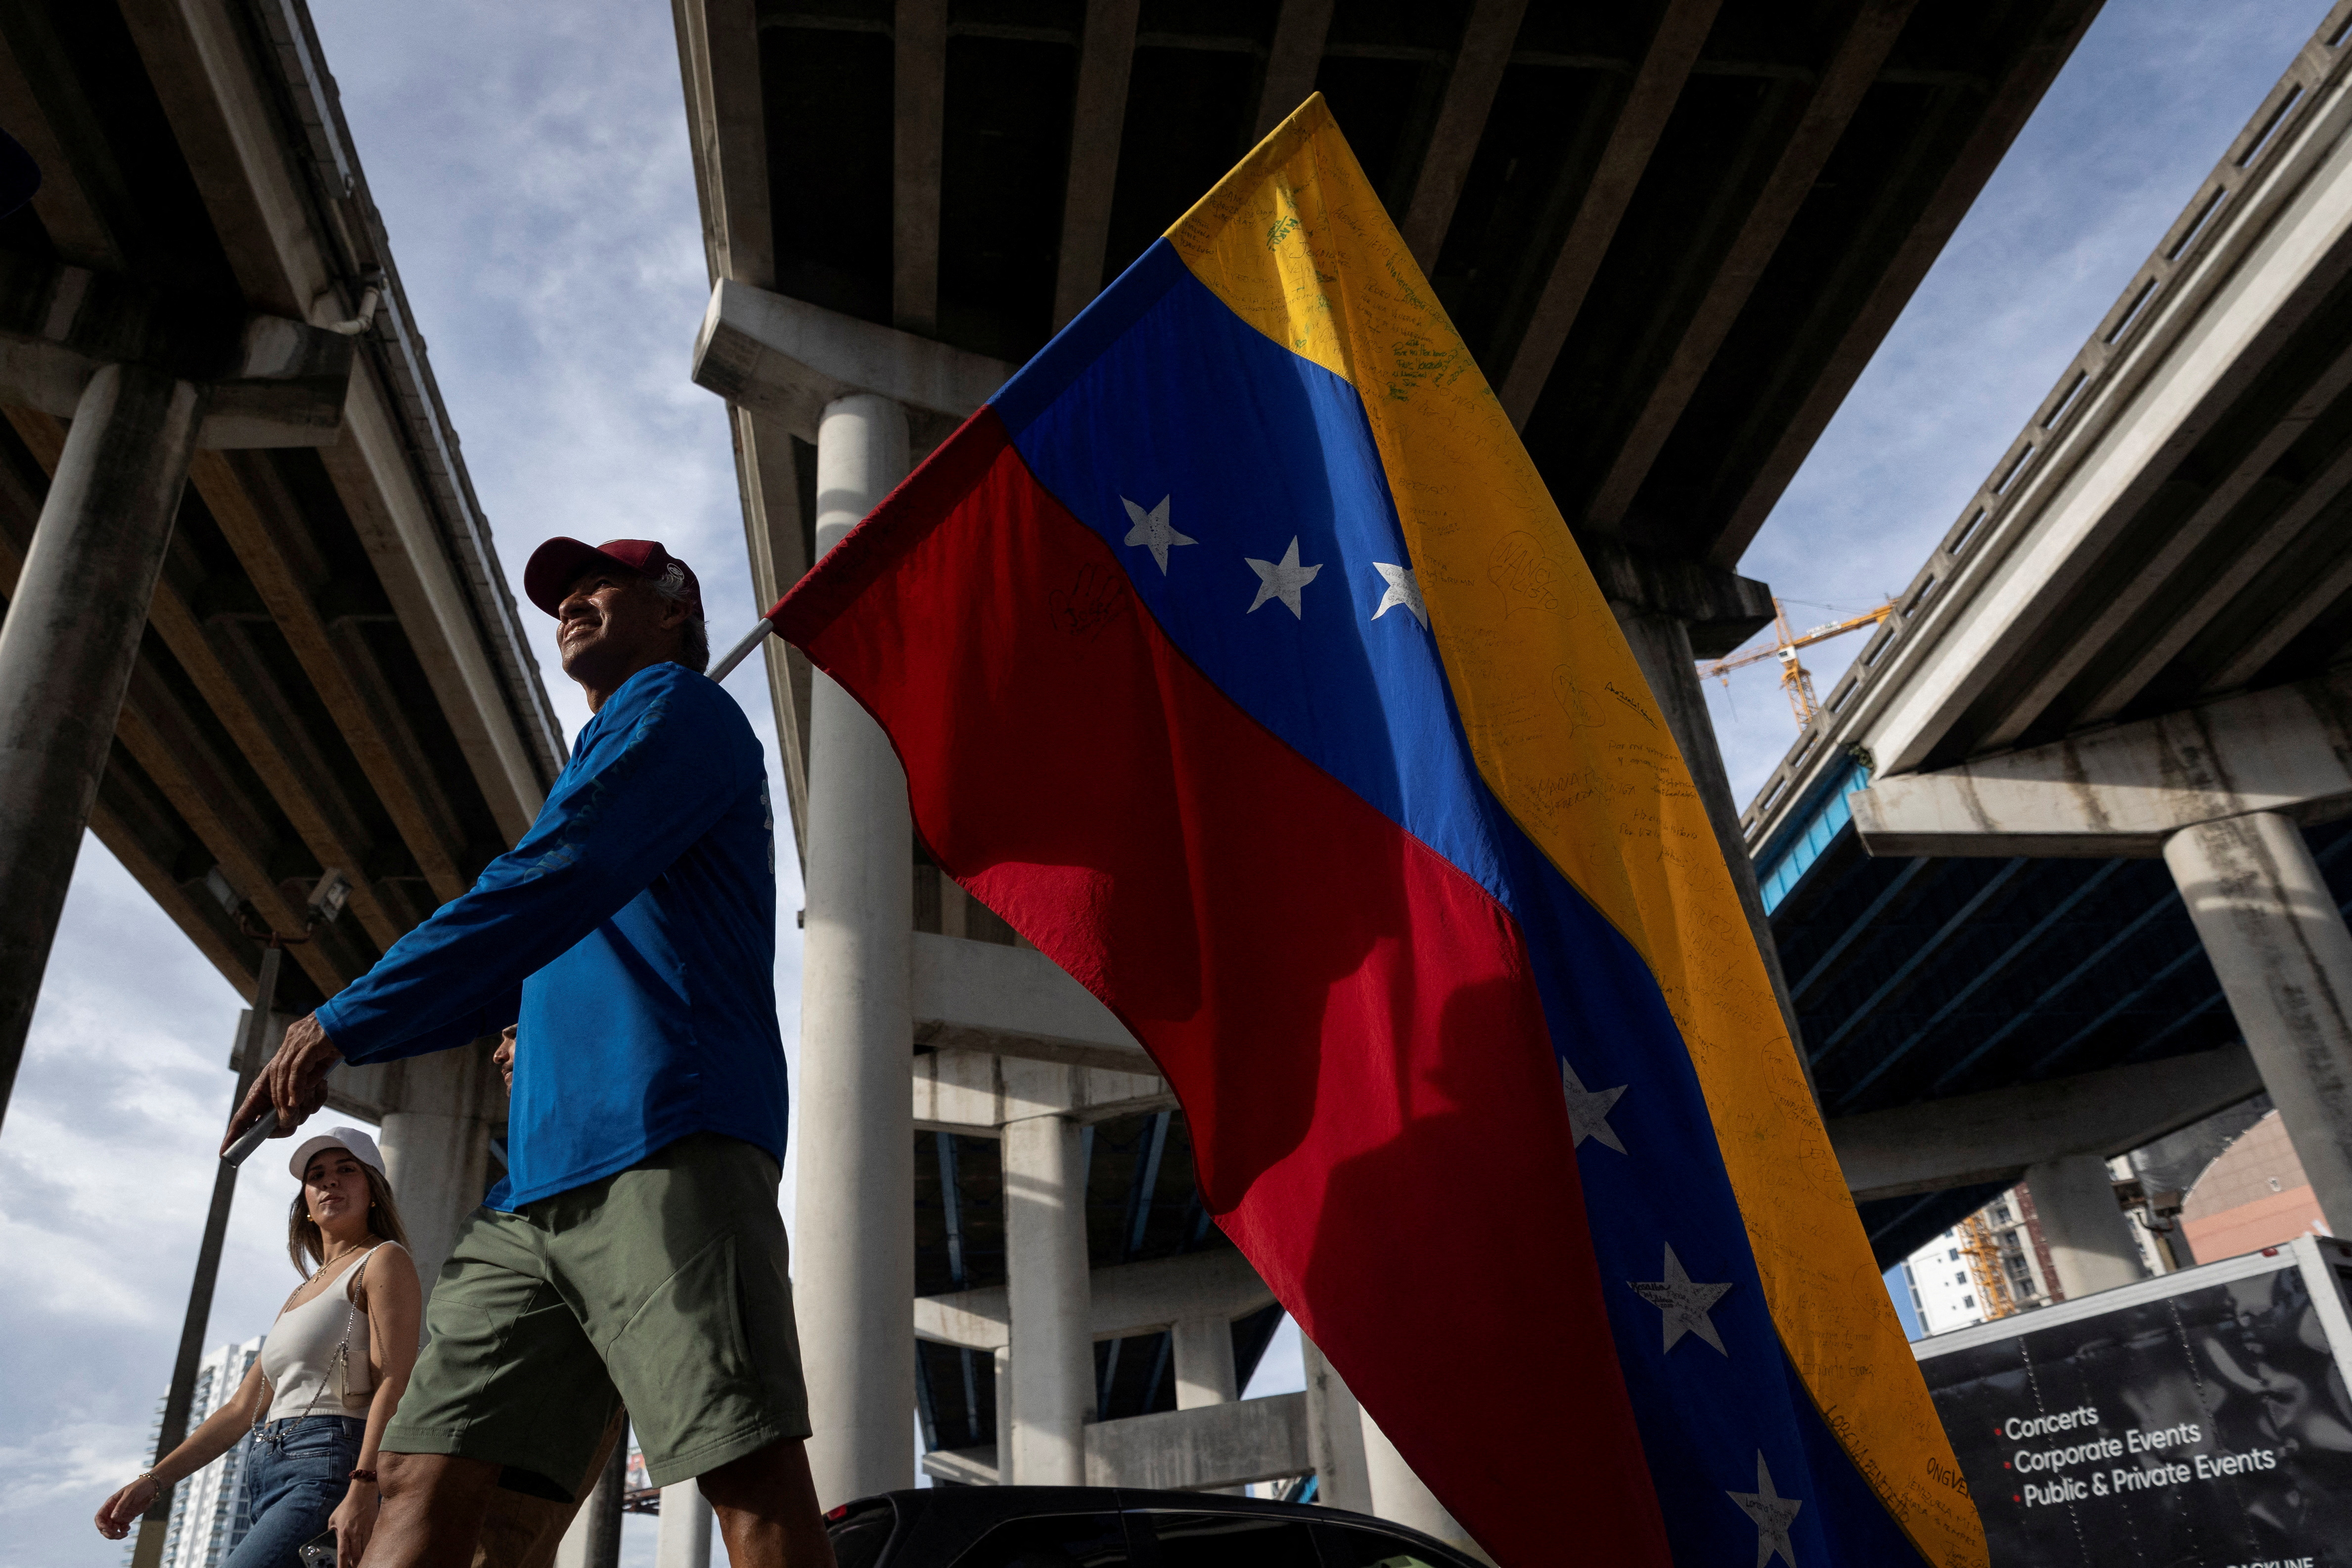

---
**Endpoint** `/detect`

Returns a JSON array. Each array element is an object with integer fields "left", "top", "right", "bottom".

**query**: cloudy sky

[{"left": 0, "top": 1, "right": 2331, "bottom": 1563}]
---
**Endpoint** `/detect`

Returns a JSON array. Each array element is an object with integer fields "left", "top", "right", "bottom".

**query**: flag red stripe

[{"left": 780, "top": 411, "right": 1673, "bottom": 1564}]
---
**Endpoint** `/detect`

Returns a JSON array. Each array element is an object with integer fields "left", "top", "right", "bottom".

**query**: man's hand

[
  {"left": 222, "top": 1012, "right": 342, "bottom": 1155},
  {"left": 494, "top": 1025, "right": 516, "bottom": 1095}
]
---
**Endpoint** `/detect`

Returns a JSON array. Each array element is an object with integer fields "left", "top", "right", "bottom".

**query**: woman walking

[{"left": 96, "top": 1126, "right": 422, "bottom": 1567}]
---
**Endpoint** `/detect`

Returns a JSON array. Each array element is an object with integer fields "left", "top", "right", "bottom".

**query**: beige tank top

[{"left": 260, "top": 1244, "right": 394, "bottom": 1422}]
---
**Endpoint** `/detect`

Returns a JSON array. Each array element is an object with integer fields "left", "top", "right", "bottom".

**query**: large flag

[{"left": 776, "top": 96, "right": 1984, "bottom": 1568}]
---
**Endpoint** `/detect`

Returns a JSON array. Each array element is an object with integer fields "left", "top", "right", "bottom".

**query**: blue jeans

[{"left": 223, "top": 1416, "right": 364, "bottom": 1568}]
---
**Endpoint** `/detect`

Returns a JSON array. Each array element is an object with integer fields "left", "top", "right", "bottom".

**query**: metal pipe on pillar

[
  {"left": 0, "top": 363, "right": 204, "bottom": 1130},
  {"left": 1003, "top": 1110, "right": 1091, "bottom": 1484},
  {"left": 131, "top": 994, "right": 285, "bottom": 1568},
  {"left": 2165, "top": 811, "right": 2352, "bottom": 1239},
  {"left": 795, "top": 391, "right": 917, "bottom": 1504},
  {"left": 993, "top": 1345, "right": 1012, "bottom": 1478}
]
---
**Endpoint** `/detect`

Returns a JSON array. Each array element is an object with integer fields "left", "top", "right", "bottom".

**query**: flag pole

[{"left": 709, "top": 597, "right": 788, "bottom": 682}]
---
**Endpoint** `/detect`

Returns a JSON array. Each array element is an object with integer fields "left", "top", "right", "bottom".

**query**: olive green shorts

[{"left": 383, "top": 1133, "right": 810, "bottom": 1489}]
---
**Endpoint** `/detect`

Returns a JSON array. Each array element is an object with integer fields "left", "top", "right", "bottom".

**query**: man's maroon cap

[{"left": 523, "top": 538, "right": 703, "bottom": 619}]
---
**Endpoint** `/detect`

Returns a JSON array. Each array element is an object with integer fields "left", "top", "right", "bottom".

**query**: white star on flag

[
  {"left": 1121, "top": 494, "right": 1195, "bottom": 574},
  {"left": 1370, "top": 561, "right": 1428, "bottom": 627},
  {"left": 1244, "top": 537, "right": 1322, "bottom": 618},
  {"left": 1561, "top": 1060, "right": 1627, "bottom": 1153},
  {"left": 1727, "top": 1452, "right": 1803, "bottom": 1568},
  {"left": 1628, "top": 1243, "right": 1732, "bottom": 1355}
]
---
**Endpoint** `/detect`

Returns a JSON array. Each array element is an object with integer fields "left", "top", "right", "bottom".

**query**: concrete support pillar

[
  {"left": 0, "top": 363, "right": 203, "bottom": 1130},
  {"left": 992, "top": 1345, "right": 1012, "bottom": 1473},
  {"left": 1003, "top": 1111, "right": 1091, "bottom": 1484},
  {"left": 2167, "top": 811, "right": 2352, "bottom": 1237},
  {"left": 1361, "top": 1410, "right": 1493, "bottom": 1565},
  {"left": 1302, "top": 1336, "right": 1371, "bottom": 1513},
  {"left": 654, "top": 1478, "right": 713, "bottom": 1568},
  {"left": 1610, "top": 603, "right": 1807, "bottom": 1064},
  {"left": 554, "top": 1430, "right": 627, "bottom": 1568},
  {"left": 795, "top": 391, "right": 917, "bottom": 1505},
  {"left": 2024, "top": 1154, "right": 2145, "bottom": 1300},
  {"left": 1170, "top": 1315, "right": 1237, "bottom": 1409},
  {"left": 376, "top": 1039, "right": 500, "bottom": 1302}
]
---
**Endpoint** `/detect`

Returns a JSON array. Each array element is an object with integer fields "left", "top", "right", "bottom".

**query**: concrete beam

[
  {"left": 1828, "top": 1044, "right": 2262, "bottom": 1202},
  {"left": 192, "top": 449, "right": 473, "bottom": 904},
  {"left": 1398, "top": 0, "right": 1527, "bottom": 272},
  {"left": 1083, "top": 1392, "right": 1308, "bottom": 1491},
  {"left": 912, "top": 931, "right": 1154, "bottom": 1072},
  {"left": 892, "top": 0, "right": 947, "bottom": 334},
  {"left": 320, "top": 356, "right": 551, "bottom": 843},
  {"left": 914, "top": 1247, "right": 1273, "bottom": 1352},
  {"left": 1050, "top": 0, "right": 1140, "bottom": 330},
  {"left": 913, "top": 1048, "right": 1173, "bottom": 1134},
  {"left": 672, "top": 0, "right": 774, "bottom": 290},
  {"left": 1850, "top": 668, "right": 2352, "bottom": 858},
  {"left": 919, "top": 1445, "right": 999, "bottom": 1486},
  {"left": 1581, "top": 533, "right": 1774, "bottom": 659},
  {"left": 691, "top": 279, "right": 1009, "bottom": 448},
  {"left": 1495, "top": 0, "right": 1718, "bottom": 428},
  {"left": 1715, "top": 0, "right": 2103, "bottom": 560},
  {"left": 1251, "top": 0, "right": 1335, "bottom": 140},
  {"left": 0, "top": 257, "right": 351, "bottom": 447},
  {"left": 1581, "top": 0, "right": 1914, "bottom": 530}
]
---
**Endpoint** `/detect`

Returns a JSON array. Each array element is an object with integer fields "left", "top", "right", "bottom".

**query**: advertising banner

[{"left": 1916, "top": 1238, "right": 2352, "bottom": 1567}]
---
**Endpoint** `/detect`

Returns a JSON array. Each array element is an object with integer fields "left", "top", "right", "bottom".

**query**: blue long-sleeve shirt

[{"left": 316, "top": 662, "right": 783, "bottom": 1209}]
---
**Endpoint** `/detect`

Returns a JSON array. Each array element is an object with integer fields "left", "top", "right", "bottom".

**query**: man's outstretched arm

[
  {"left": 222, "top": 674, "right": 748, "bottom": 1145},
  {"left": 220, "top": 990, "right": 520, "bottom": 1154}
]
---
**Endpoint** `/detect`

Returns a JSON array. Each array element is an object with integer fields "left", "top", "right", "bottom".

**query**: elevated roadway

[
  {"left": 0, "top": 0, "right": 564, "bottom": 1283},
  {"left": 1741, "top": 5, "right": 2352, "bottom": 1280}
]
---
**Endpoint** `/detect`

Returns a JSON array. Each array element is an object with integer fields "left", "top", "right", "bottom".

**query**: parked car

[{"left": 824, "top": 1485, "right": 1484, "bottom": 1568}]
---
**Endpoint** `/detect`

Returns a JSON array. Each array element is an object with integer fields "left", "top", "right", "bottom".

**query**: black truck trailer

[{"left": 1914, "top": 1233, "right": 2352, "bottom": 1568}]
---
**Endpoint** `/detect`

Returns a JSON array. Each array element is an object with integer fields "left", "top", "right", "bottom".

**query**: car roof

[{"left": 832, "top": 1484, "right": 1477, "bottom": 1564}]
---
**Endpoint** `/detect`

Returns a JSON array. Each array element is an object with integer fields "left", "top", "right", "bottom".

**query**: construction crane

[
  {"left": 1699, "top": 597, "right": 1897, "bottom": 726},
  {"left": 1957, "top": 1210, "right": 2020, "bottom": 1322}
]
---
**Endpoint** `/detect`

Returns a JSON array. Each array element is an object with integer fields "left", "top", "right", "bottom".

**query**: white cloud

[{"left": 0, "top": 1417, "right": 160, "bottom": 1523}]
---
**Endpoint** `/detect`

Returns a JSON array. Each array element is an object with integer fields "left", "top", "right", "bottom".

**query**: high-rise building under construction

[{"left": 131, "top": 1337, "right": 264, "bottom": 1568}]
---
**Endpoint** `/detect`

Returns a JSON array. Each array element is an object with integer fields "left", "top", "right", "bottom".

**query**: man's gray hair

[{"left": 678, "top": 614, "right": 709, "bottom": 674}]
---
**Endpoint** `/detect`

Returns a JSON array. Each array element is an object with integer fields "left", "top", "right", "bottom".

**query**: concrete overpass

[
  {"left": 0, "top": 0, "right": 564, "bottom": 1284},
  {"left": 1740, "top": 5, "right": 2352, "bottom": 1292},
  {"left": 671, "top": 0, "right": 2104, "bottom": 1541}
]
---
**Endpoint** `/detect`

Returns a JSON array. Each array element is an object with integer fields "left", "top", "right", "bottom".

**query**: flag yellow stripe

[{"left": 1166, "top": 94, "right": 1986, "bottom": 1568}]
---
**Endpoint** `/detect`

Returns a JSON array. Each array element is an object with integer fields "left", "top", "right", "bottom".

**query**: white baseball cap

[{"left": 287, "top": 1124, "right": 387, "bottom": 1182}]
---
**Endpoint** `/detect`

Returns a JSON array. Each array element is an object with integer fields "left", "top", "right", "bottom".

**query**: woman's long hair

[{"left": 287, "top": 1159, "right": 412, "bottom": 1278}]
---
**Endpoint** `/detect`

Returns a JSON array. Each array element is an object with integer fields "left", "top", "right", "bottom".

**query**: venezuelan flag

[{"left": 776, "top": 96, "right": 1984, "bottom": 1568}]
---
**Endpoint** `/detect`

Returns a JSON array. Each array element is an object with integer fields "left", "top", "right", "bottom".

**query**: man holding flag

[
  {"left": 768, "top": 94, "right": 1985, "bottom": 1568},
  {"left": 225, "top": 539, "right": 835, "bottom": 1568}
]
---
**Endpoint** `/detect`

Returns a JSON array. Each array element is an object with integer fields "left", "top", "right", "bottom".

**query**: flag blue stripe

[{"left": 992, "top": 239, "right": 1926, "bottom": 1565}]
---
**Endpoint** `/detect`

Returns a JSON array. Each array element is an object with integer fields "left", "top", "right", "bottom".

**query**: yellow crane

[
  {"left": 1957, "top": 1210, "right": 2020, "bottom": 1321},
  {"left": 1699, "top": 597, "right": 1897, "bottom": 727}
]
